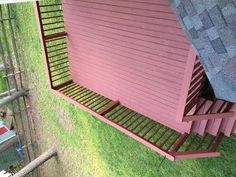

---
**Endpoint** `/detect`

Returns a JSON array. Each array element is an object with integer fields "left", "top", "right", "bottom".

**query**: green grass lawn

[
  {"left": 0, "top": 73, "right": 6, "bottom": 92},
  {"left": 10, "top": 2, "right": 236, "bottom": 177}
]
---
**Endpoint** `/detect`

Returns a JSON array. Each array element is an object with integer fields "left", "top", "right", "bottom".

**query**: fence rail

[{"left": 0, "top": 3, "right": 36, "bottom": 175}]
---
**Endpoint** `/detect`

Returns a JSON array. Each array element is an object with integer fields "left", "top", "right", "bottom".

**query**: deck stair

[
  {"left": 188, "top": 98, "right": 235, "bottom": 136},
  {"left": 183, "top": 58, "right": 235, "bottom": 137}
]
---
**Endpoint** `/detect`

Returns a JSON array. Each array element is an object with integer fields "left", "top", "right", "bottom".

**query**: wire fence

[{"left": 0, "top": 4, "right": 38, "bottom": 176}]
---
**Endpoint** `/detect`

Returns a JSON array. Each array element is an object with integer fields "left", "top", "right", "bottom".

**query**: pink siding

[{"left": 62, "top": 0, "right": 194, "bottom": 133}]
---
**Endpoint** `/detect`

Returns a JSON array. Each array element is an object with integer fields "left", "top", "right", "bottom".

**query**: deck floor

[{"left": 53, "top": 81, "right": 222, "bottom": 160}]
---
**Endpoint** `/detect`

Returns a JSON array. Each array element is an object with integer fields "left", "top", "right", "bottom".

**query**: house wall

[{"left": 62, "top": 0, "right": 193, "bottom": 133}]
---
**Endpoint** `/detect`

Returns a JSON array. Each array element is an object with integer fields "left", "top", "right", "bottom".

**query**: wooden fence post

[
  {"left": 12, "top": 147, "right": 57, "bottom": 177},
  {"left": 0, "top": 90, "right": 28, "bottom": 107},
  {"left": 0, "top": 89, "right": 16, "bottom": 97}
]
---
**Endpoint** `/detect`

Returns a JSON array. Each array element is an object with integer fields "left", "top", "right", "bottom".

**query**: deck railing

[
  {"left": 35, "top": 1, "right": 71, "bottom": 89},
  {"left": 184, "top": 58, "right": 206, "bottom": 115},
  {"left": 184, "top": 58, "right": 234, "bottom": 124}
]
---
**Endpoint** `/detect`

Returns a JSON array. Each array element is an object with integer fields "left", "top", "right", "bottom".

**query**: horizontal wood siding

[{"left": 62, "top": 0, "right": 193, "bottom": 133}]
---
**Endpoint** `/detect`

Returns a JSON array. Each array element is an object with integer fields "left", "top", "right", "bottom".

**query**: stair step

[
  {"left": 219, "top": 104, "right": 236, "bottom": 136},
  {"left": 206, "top": 119, "right": 222, "bottom": 136},
  {"left": 191, "top": 98, "right": 235, "bottom": 136},
  {"left": 192, "top": 99, "right": 212, "bottom": 135},
  {"left": 205, "top": 100, "right": 224, "bottom": 136}
]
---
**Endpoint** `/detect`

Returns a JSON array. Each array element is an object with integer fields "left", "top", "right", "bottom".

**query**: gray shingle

[
  {"left": 207, "top": 27, "right": 219, "bottom": 40},
  {"left": 183, "top": 16, "right": 193, "bottom": 30},
  {"left": 193, "top": 32, "right": 209, "bottom": 50},
  {"left": 229, "top": 22, "right": 236, "bottom": 39},
  {"left": 223, "top": 57, "right": 236, "bottom": 84},
  {"left": 204, "top": 0, "right": 218, "bottom": 10},
  {"left": 211, "top": 70, "right": 236, "bottom": 103},
  {"left": 198, "top": 38, "right": 215, "bottom": 58},
  {"left": 169, "top": 0, "right": 236, "bottom": 102},
  {"left": 209, "top": 53, "right": 229, "bottom": 67},
  {"left": 207, "top": 67, "right": 222, "bottom": 79},
  {"left": 189, "top": 27, "right": 198, "bottom": 39},
  {"left": 222, "top": 2, "right": 236, "bottom": 17},
  {"left": 217, "top": 27, "right": 236, "bottom": 46},
  {"left": 217, "top": 0, "right": 234, "bottom": 8},
  {"left": 226, "top": 44, "right": 236, "bottom": 57},
  {"left": 174, "top": 0, "right": 181, "bottom": 6},
  {"left": 209, "top": 5, "right": 226, "bottom": 27},
  {"left": 192, "top": 38, "right": 204, "bottom": 50},
  {"left": 199, "top": 10, "right": 214, "bottom": 29},
  {"left": 211, "top": 38, "right": 227, "bottom": 54},
  {"left": 177, "top": 3, "right": 187, "bottom": 18},
  {"left": 191, "top": 15, "right": 203, "bottom": 30},
  {"left": 204, "top": 39, "right": 215, "bottom": 54},
  {"left": 191, "top": 0, "right": 205, "bottom": 14},
  {"left": 205, "top": 56, "right": 214, "bottom": 68},
  {"left": 224, "top": 14, "right": 236, "bottom": 23},
  {"left": 182, "top": 0, "right": 197, "bottom": 16}
]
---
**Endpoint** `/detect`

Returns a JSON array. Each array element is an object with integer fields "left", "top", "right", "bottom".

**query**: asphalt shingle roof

[{"left": 169, "top": 0, "right": 236, "bottom": 102}]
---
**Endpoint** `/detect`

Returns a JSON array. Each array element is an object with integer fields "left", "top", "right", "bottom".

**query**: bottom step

[
  {"left": 191, "top": 98, "right": 235, "bottom": 136},
  {"left": 219, "top": 104, "right": 236, "bottom": 136}
]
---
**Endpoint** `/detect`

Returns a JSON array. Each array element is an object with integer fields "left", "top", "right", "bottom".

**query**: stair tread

[
  {"left": 219, "top": 104, "right": 236, "bottom": 136},
  {"left": 205, "top": 100, "right": 224, "bottom": 136},
  {"left": 192, "top": 99, "right": 212, "bottom": 135},
  {"left": 191, "top": 98, "right": 235, "bottom": 137}
]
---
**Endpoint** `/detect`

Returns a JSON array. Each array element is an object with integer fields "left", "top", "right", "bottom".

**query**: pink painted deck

[
  {"left": 62, "top": 0, "right": 195, "bottom": 133},
  {"left": 34, "top": 1, "right": 236, "bottom": 161}
]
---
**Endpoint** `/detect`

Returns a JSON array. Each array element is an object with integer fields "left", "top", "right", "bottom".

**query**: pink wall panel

[{"left": 62, "top": 0, "right": 193, "bottom": 133}]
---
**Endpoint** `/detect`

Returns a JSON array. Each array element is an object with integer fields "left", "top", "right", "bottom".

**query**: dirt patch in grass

[
  {"left": 56, "top": 107, "right": 75, "bottom": 132},
  {"left": 56, "top": 107, "right": 75, "bottom": 131}
]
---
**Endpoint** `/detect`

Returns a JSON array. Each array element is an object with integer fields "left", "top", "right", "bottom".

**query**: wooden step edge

[
  {"left": 173, "top": 150, "right": 220, "bottom": 160},
  {"left": 183, "top": 111, "right": 234, "bottom": 122}
]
